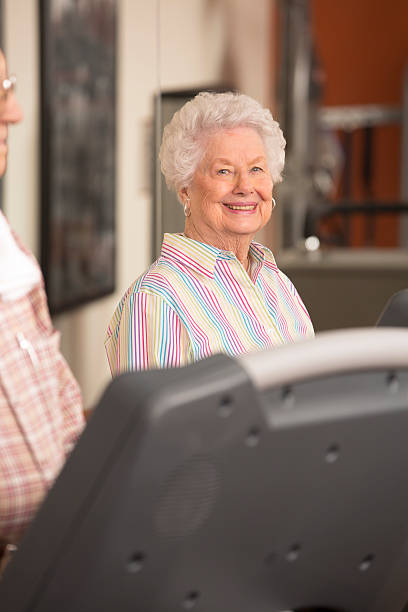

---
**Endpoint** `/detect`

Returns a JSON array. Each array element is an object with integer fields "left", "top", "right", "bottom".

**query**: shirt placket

[{"left": 227, "top": 258, "right": 284, "bottom": 347}]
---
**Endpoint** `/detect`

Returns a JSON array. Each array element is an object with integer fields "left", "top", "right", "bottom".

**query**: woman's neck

[{"left": 184, "top": 223, "right": 253, "bottom": 270}]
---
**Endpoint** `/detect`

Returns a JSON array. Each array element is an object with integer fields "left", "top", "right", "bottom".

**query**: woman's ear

[{"left": 179, "top": 187, "right": 188, "bottom": 202}]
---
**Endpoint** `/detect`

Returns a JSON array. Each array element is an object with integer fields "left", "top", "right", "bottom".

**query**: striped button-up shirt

[{"left": 105, "top": 233, "right": 314, "bottom": 375}]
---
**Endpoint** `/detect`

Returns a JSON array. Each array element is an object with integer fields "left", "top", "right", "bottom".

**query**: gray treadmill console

[
  {"left": 1, "top": 329, "right": 408, "bottom": 612},
  {"left": 377, "top": 289, "right": 408, "bottom": 326}
]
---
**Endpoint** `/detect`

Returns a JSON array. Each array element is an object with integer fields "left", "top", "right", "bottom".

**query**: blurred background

[{"left": 1, "top": 0, "right": 407, "bottom": 409}]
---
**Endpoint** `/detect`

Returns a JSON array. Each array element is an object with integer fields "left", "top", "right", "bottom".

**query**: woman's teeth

[{"left": 225, "top": 204, "right": 256, "bottom": 210}]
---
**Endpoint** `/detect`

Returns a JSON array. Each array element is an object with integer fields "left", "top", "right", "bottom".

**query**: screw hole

[
  {"left": 183, "top": 590, "right": 200, "bottom": 609},
  {"left": 245, "top": 426, "right": 260, "bottom": 447},
  {"left": 217, "top": 395, "right": 234, "bottom": 418},
  {"left": 126, "top": 551, "right": 145, "bottom": 573},
  {"left": 359, "top": 553, "right": 375, "bottom": 572},
  {"left": 387, "top": 372, "right": 399, "bottom": 394},
  {"left": 286, "top": 543, "right": 301, "bottom": 562},
  {"left": 281, "top": 385, "right": 295, "bottom": 408},
  {"left": 325, "top": 443, "right": 340, "bottom": 463}
]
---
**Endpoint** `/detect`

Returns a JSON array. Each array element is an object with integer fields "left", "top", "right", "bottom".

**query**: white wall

[
  {"left": 221, "top": 0, "right": 274, "bottom": 108},
  {"left": 3, "top": 0, "right": 275, "bottom": 409},
  {"left": 53, "top": 0, "right": 160, "bottom": 409},
  {"left": 3, "top": 0, "right": 40, "bottom": 254},
  {"left": 159, "top": 0, "right": 226, "bottom": 90},
  {"left": 159, "top": 0, "right": 274, "bottom": 104},
  {"left": 4, "top": 0, "right": 160, "bottom": 409}
]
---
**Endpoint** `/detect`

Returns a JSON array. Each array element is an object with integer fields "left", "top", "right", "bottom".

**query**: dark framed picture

[
  {"left": 40, "top": 0, "right": 116, "bottom": 314},
  {"left": 153, "top": 86, "right": 233, "bottom": 259}
]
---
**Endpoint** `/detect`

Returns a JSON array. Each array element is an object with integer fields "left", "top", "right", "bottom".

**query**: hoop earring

[
  {"left": 272, "top": 197, "right": 276, "bottom": 211},
  {"left": 183, "top": 198, "right": 191, "bottom": 217}
]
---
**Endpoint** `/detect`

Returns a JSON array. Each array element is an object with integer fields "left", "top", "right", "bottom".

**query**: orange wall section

[
  {"left": 311, "top": 0, "right": 408, "bottom": 247},
  {"left": 311, "top": 0, "right": 408, "bottom": 107}
]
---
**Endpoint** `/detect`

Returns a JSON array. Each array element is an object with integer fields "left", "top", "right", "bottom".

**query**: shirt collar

[{"left": 160, "top": 233, "right": 277, "bottom": 278}]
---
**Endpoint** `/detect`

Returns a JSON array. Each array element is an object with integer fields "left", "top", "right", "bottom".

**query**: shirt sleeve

[
  {"left": 55, "top": 349, "right": 85, "bottom": 454},
  {"left": 106, "top": 292, "right": 192, "bottom": 375},
  {"left": 278, "top": 270, "right": 315, "bottom": 339}
]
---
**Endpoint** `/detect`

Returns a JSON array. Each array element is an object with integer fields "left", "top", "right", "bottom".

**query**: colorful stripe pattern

[{"left": 105, "top": 233, "right": 314, "bottom": 375}]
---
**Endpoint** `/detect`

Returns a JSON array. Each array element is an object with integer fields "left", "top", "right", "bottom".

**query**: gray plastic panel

[{"left": 2, "top": 350, "right": 408, "bottom": 611}]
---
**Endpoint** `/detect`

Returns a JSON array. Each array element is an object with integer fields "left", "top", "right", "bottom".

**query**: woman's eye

[
  {"left": 217, "top": 168, "right": 230, "bottom": 175},
  {"left": 251, "top": 166, "right": 264, "bottom": 173}
]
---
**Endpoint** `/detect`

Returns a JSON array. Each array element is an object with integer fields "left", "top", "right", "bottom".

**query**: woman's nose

[
  {"left": 1, "top": 92, "right": 23, "bottom": 124},
  {"left": 232, "top": 171, "right": 253, "bottom": 194}
]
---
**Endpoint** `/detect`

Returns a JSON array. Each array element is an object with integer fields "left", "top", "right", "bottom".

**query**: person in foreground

[
  {"left": 0, "top": 49, "right": 84, "bottom": 571},
  {"left": 105, "top": 92, "right": 314, "bottom": 374}
]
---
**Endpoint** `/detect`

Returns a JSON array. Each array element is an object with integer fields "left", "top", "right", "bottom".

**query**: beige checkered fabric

[{"left": 0, "top": 268, "right": 84, "bottom": 545}]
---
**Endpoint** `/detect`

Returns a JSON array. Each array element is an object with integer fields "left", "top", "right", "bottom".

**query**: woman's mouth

[{"left": 223, "top": 202, "right": 257, "bottom": 212}]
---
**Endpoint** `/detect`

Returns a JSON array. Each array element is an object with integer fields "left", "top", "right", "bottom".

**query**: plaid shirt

[{"left": 0, "top": 236, "right": 84, "bottom": 546}]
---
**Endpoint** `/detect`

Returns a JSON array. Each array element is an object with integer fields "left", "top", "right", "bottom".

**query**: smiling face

[
  {"left": 0, "top": 50, "right": 23, "bottom": 177},
  {"left": 181, "top": 127, "right": 273, "bottom": 253}
]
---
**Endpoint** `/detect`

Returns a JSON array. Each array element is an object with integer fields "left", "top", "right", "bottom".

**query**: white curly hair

[{"left": 159, "top": 91, "right": 286, "bottom": 200}]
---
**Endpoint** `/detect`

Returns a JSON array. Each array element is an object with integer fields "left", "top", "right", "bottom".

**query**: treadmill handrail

[{"left": 237, "top": 327, "right": 408, "bottom": 391}]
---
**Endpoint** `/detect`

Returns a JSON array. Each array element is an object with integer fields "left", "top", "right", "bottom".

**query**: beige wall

[
  {"left": 2, "top": 0, "right": 275, "bottom": 409},
  {"left": 159, "top": 0, "right": 225, "bottom": 90},
  {"left": 52, "top": 0, "right": 160, "bottom": 410},
  {"left": 3, "top": 0, "right": 161, "bottom": 408},
  {"left": 3, "top": 0, "right": 40, "bottom": 254}
]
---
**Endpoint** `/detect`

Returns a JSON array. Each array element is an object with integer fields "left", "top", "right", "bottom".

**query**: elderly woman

[
  {"left": 105, "top": 92, "right": 314, "bottom": 374},
  {"left": 0, "top": 49, "right": 84, "bottom": 571}
]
